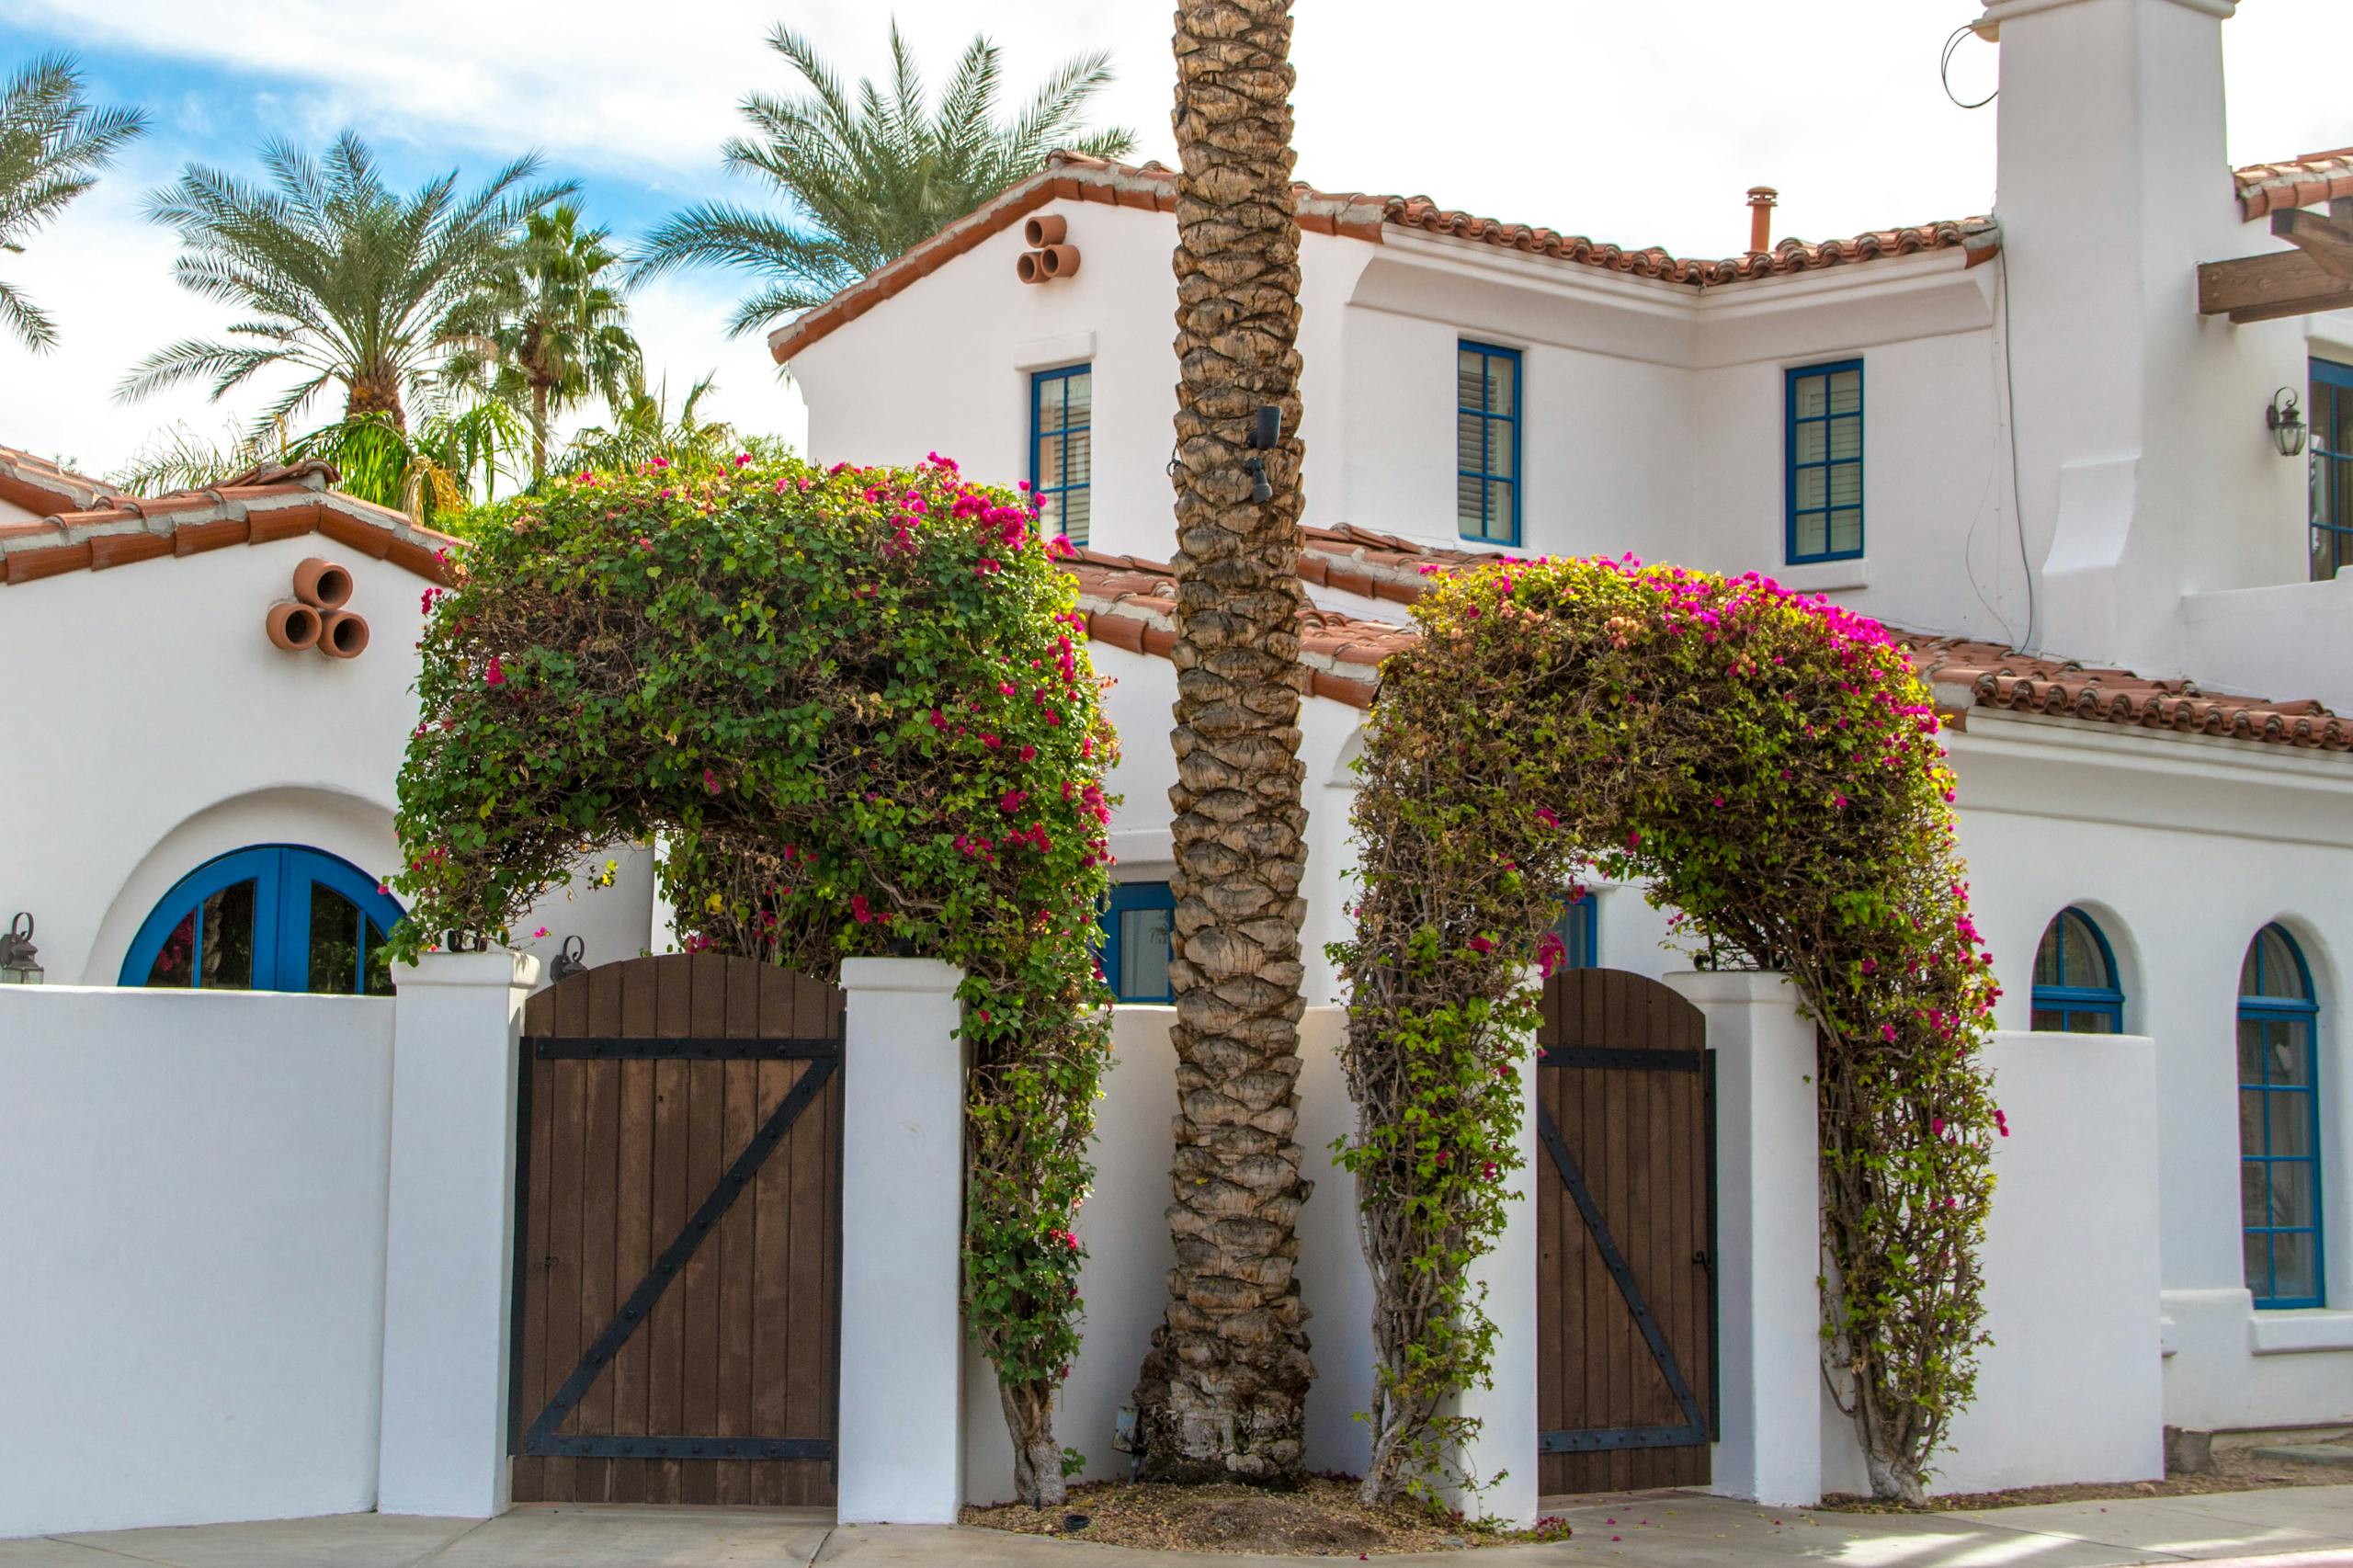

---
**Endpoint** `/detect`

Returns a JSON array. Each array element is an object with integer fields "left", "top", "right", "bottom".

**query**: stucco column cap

[
  {"left": 840, "top": 956, "right": 962, "bottom": 994},
  {"left": 1981, "top": 0, "right": 2234, "bottom": 23},
  {"left": 392, "top": 949, "right": 540, "bottom": 990},
  {"left": 1662, "top": 969, "right": 1803, "bottom": 1009}
]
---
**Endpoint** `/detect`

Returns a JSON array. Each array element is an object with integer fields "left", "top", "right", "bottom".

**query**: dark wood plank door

[
  {"left": 1536, "top": 968, "right": 1716, "bottom": 1495},
  {"left": 510, "top": 953, "right": 842, "bottom": 1506}
]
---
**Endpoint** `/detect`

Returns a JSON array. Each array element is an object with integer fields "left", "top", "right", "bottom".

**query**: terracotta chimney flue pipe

[{"left": 1747, "top": 186, "right": 1779, "bottom": 254}]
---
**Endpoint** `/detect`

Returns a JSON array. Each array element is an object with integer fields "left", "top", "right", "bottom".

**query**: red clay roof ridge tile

[
  {"left": 767, "top": 151, "right": 2000, "bottom": 366},
  {"left": 2235, "top": 151, "right": 2353, "bottom": 221},
  {"left": 0, "top": 439, "right": 457, "bottom": 589}
]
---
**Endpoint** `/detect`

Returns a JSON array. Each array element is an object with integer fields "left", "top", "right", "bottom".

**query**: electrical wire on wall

[{"left": 1941, "top": 23, "right": 1997, "bottom": 110}]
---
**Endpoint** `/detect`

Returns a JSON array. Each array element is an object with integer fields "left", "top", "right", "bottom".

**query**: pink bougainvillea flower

[
  {"left": 533, "top": 926, "right": 551, "bottom": 939},
  {"left": 850, "top": 894, "right": 875, "bottom": 925},
  {"left": 1468, "top": 935, "right": 1494, "bottom": 955},
  {"left": 1535, "top": 806, "right": 1558, "bottom": 829},
  {"left": 484, "top": 655, "right": 506, "bottom": 687},
  {"left": 733, "top": 451, "right": 752, "bottom": 467}
]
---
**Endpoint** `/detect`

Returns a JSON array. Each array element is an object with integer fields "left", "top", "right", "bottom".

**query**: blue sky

[{"left": 6, "top": 0, "right": 2352, "bottom": 482}]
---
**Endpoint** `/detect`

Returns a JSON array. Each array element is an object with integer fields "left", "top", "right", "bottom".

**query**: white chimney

[{"left": 1982, "top": 0, "right": 2302, "bottom": 673}]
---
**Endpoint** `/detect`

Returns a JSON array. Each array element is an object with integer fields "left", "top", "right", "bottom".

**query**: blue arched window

[
  {"left": 122, "top": 846, "right": 404, "bottom": 995},
  {"left": 2031, "top": 907, "right": 2124, "bottom": 1033},
  {"left": 2239, "top": 924, "right": 2325, "bottom": 1309}
]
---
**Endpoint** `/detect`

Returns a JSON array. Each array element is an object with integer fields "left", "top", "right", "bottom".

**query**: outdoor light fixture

[
  {"left": 1242, "top": 403, "right": 1282, "bottom": 505},
  {"left": 2269, "top": 388, "right": 2309, "bottom": 458},
  {"left": 550, "top": 933, "right": 588, "bottom": 983},
  {"left": 0, "top": 912, "right": 41, "bottom": 984}
]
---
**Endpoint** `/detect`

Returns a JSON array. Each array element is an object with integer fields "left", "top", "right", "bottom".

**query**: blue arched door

[{"left": 121, "top": 845, "right": 404, "bottom": 994}]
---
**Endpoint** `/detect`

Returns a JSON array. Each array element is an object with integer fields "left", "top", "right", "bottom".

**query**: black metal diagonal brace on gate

[
  {"left": 1536, "top": 1096, "right": 1710, "bottom": 1455},
  {"left": 517, "top": 1038, "right": 839, "bottom": 1462}
]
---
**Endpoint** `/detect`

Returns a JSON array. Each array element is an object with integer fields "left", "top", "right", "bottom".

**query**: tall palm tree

[
  {"left": 0, "top": 53, "right": 148, "bottom": 351},
  {"left": 445, "top": 202, "right": 641, "bottom": 481},
  {"left": 119, "top": 131, "right": 573, "bottom": 434},
  {"left": 1131, "top": 0, "right": 1314, "bottom": 1485},
  {"left": 635, "top": 22, "right": 1136, "bottom": 336}
]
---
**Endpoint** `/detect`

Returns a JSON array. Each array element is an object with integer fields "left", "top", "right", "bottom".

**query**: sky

[{"left": 4, "top": 0, "right": 2351, "bottom": 484}]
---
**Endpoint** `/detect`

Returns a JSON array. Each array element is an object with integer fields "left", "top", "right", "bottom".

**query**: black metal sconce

[
  {"left": 550, "top": 934, "right": 588, "bottom": 983},
  {"left": 0, "top": 912, "right": 40, "bottom": 984},
  {"left": 1241, "top": 404, "right": 1282, "bottom": 505},
  {"left": 2270, "top": 388, "right": 2309, "bottom": 458}
]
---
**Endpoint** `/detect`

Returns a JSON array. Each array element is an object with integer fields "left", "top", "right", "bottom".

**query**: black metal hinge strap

[
  {"left": 523, "top": 1055, "right": 837, "bottom": 1456},
  {"left": 1540, "top": 1425, "right": 1706, "bottom": 1454},
  {"left": 528, "top": 1035, "right": 841, "bottom": 1061},
  {"left": 536, "top": 1436, "right": 834, "bottom": 1461},
  {"left": 1539, "top": 1046, "right": 1704, "bottom": 1073},
  {"left": 1536, "top": 1103, "right": 1708, "bottom": 1448}
]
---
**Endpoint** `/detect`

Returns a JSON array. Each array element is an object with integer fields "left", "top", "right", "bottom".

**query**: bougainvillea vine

[
  {"left": 388, "top": 453, "right": 1118, "bottom": 1506},
  {"left": 1331, "top": 553, "right": 2001, "bottom": 1506}
]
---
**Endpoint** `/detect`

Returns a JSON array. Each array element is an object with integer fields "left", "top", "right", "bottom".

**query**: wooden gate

[
  {"left": 509, "top": 953, "right": 843, "bottom": 1506},
  {"left": 1536, "top": 969, "right": 1717, "bottom": 1494}
]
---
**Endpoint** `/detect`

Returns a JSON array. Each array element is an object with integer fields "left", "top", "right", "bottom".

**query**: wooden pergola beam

[
  {"left": 2271, "top": 204, "right": 2353, "bottom": 280},
  {"left": 2200, "top": 246, "right": 2353, "bottom": 324}
]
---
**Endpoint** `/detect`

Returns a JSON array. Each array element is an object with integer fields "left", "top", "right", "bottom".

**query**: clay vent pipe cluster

[
  {"left": 1017, "top": 213, "right": 1080, "bottom": 283},
  {"left": 267, "top": 556, "right": 369, "bottom": 658}
]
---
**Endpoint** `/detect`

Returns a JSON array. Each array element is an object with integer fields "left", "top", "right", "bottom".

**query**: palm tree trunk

[
  {"left": 346, "top": 368, "right": 405, "bottom": 430},
  {"left": 1131, "top": 0, "right": 1314, "bottom": 1487},
  {"left": 531, "top": 380, "right": 550, "bottom": 483}
]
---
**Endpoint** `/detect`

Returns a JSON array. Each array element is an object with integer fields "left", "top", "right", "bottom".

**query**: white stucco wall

[
  {"left": 0, "top": 540, "right": 654, "bottom": 988},
  {"left": 1949, "top": 710, "right": 2353, "bottom": 1433},
  {"left": 1822, "top": 1028, "right": 2165, "bottom": 1497},
  {"left": 961, "top": 1004, "right": 1380, "bottom": 1504},
  {"left": 0, "top": 986, "right": 395, "bottom": 1538}
]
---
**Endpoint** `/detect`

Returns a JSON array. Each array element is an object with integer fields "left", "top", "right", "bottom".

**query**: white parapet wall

[
  {"left": 1823, "top": 1028, "right": 2165, "bottom": 1497},
  {"left": 0, "top": 986, "right": 396, "bottom": 1539}
]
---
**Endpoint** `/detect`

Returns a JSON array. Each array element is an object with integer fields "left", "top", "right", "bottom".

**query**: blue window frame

[
  {"left": 1552, "top": 893, "right": 1599, "bottom": 972},
  {"left": 2031, "top": 907, "right": 2124, "bottom": 1033},
  {"left": 1457, "top": 341, "right": 1521, "bottom": 545},
  {"left": 1030, "top": 364, "right": 1092, "bottom": 545},
  {"left": 122, "top": 845, "right": 404, "bottom": 995},
  {"left": 1098, "top": 881, "right": 1175, "bottom": 1003},
  {"left": 2237, "top": 924, "right": 2325, "bottom": 1309},
  {"left": 1786, "top": 359, "right": 1865, "bottom": 563},
  {"left": 2310, "top": 358, "right": 2353, "bottom": 582}
]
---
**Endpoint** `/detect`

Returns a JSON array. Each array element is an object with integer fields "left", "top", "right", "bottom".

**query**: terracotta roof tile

[
  {"left": 2235, "top": 150, "right": 2353, "bottom": 221},
  {"left": 769, "top": 152, "right": 2000, "bottom": 365},
  {"left": 0, "top": 441, "right": 457, "bottom": 589},
  {"left": 1081, "top": 529, "right": 2350, "bottom": 756}
]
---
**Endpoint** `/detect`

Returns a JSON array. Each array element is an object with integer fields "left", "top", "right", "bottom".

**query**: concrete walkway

[{"left": 4, "top": 1487, "right": 2351, "bottom": 1567}]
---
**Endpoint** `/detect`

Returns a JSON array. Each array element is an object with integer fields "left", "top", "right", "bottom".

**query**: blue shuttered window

[
  {"left": 1458, "top": 342, "right": 1521, "bottom": 545},
  {"left": 2238, "top": 925, "right": 2325, "bottom": 1309},
  {"left": 1787, "top": 360, "right": 1865, "bottom": 563},
  {"left": 1030, "top": 364, "right": 1092, "bottom": 545},
  {"left": 1552, "top": 893, "right": 1599, "bottom": 971},
  {"left": 2311, "top": 358, "right": 2353, "bottom": 582},
  {"left": 123, "top": 844, "right": 405, "bottom": 995},
  {"left": 1098, "top": 881, "right": 1175, "bottom": 1003},
  {"left": 2030, "top": 907, "right": 2125, "bottom": 1033}
]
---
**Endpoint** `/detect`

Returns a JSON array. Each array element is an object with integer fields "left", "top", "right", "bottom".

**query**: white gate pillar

[
  {"left": 836, "top": 958, "right": 965, "bottom": 1525},
  {"left": 377, "top": 948, "right": 540, "bottom": 1518},
  {"left": 1450, "top": 1007, "right": 1540, "bottom": 1529},
  {"left": 1665, "top": 970, "right": 1821, "bottom": 1506}
]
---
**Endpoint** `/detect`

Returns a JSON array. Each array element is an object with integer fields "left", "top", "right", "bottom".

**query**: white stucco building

[
  {"left": 768, "top": 0, "right": 2353, "bottom": 1477},
  {"left": 2, "top": 0, "right": 2348, "bottom": 1533}
]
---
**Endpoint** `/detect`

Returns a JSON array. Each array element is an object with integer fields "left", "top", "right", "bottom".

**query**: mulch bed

[
  {"left": 963, "top": 1476, "right": 1573, "bottom": 1556},
  {"left": 1820, "top": 1432, "right": 2353, "bottom": 1514}
]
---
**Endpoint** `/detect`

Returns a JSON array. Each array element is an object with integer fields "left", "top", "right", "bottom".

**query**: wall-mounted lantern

[
  {"left": 2269, "top": 388, "right": 2309, "bottom": 458},
  {"left": 0, "top": 912, "right": 42, "bottom": 984},
  {"left": 550, "top": 934, "right": 588, "bottom": 983}
]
